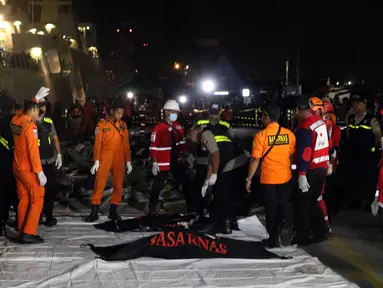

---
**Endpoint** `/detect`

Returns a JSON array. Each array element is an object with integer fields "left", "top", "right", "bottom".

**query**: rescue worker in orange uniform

[
  {"left": 85, "top": 100, "right": 133, "bottom": 222},
  {"left": 12, "top": 99, "right": 48, "bottom": 244}
]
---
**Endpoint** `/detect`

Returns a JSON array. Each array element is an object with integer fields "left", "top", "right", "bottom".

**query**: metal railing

[{"left": 0, "top": 51, "right": 41, "bottom": 72}]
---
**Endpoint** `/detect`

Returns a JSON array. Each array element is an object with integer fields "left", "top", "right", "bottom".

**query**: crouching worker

[
  {"left": 85, "top": 101, "right": 133, "bottom": 222},
  {"left": 12, "top": 100, "right": 47, "bottom": 244},
  {"left": 190, "top": 123, "right": 248, "bottom": 235}
]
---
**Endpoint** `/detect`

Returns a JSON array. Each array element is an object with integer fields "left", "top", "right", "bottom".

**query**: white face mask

[{"left": 169, "top": 113, "right": 178, "bottom": 122}]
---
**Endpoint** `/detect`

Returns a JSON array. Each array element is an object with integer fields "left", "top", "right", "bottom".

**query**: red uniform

[
  {"left": 149, "top": 121, "right": 186, "bottom": 171},
  {"left": 376, "top": 160, "right": 383, "bottom": 208}
]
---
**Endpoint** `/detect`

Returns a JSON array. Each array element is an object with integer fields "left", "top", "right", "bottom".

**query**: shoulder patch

[
  {"left": 11, "top": 123, "right": 22, "bottom": 136},
  {"left": 103, "top": 128, "right": 111, "bottom": 132}
]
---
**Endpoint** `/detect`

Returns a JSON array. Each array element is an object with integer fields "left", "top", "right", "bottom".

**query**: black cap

[
  {"left": 24, "top": 99, "right": 40, "bottom": 110},
  {"left": 356, "top": 95, "right": 368, "bottom": 104},
  {"left": 350, "top": 93, "right": 361, "bottom": 101},
  {"left": 263, "top": 104, "right": 281, "bottom": 121},
  {"left": 111, "top": 100, "right": 125, "bottom": 110},
  {"left": 296, "top": 95, "right": 310, "bottom": 109},
  {"left": 209, "top": 103, "right": 221, "bottom": 115}
]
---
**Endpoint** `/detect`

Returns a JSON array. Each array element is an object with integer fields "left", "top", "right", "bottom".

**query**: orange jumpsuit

[
  {"left": 11, "top": 113, "right": 44, "bottom": 236},
  {"left": 92, "top": 119, "right": 131, "bottom": 205}
]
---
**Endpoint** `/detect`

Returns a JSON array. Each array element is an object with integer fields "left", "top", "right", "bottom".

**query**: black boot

[
  {"left": 85, "top": 205, "right": 99, "bottom": 222},
  {"left": 19, "top": 234, "right": 44, "bottom": 244},
  {"left": 199, "top": 222, "right": 217, "bottom": 235},
  {"left": 44, "top": 217, "right": 57, "bottom": 227},
  {"left": 108, "top": 204, "right": 122, "bottom": 221},
  {"left": 230, "top": 218, "right": 240, "bottom": 231},
  {"left": 0, "top": 221, "right": 5, "bottom": 237},
  {"left": 221, "top": 219, "right": 232, "bottom": 234}
]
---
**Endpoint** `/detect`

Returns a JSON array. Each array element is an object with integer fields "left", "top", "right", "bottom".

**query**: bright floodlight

[
  {"left": 348, "top": 81, "right": 352, "bottom": 85},
  {"left": 202, "top": 80, "right": 215, "bottom": 93},
  {"left": 179, "top": 95, "right": 187, "bottom": 103},
  {"left": 213, "top": 91, "right": 229, "bottom": 96},
  {"left": 336, "top": 81, "right": 340, "bottom": 85},
  {"left": 127, "top": 92, "right": 134, "bottom": 99},
  {"left": 242, "top": 88, "right": 250, "bottom": 97}
]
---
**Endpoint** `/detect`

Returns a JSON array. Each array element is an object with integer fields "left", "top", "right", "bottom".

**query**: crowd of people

[{"left": 0, "top": 86, "right": 383, "bottom": 248}]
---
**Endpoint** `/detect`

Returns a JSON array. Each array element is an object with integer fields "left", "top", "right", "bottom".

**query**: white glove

[
  {"left": 37, "top": 171, "right": 47, "bottom": 187},
  {"left": 327, "top": 163, "right": 333, "bottom": 176},
  {"left": 201, "top": 181, "right": 208, "bottom": 197},
  {"left": 90, "top": 160, "right": 100, "bottom": 175},
  {"left": 152, "top": 162, "right": 160, "bottom": 176},
  {"left": 331, "top": 150, "right": 337, "bottom": 161},
  {"left": 126, "top": 162, "right": 133, "bottom": 174},
  {"left": 34, "top": 87, "right": 50, "bottom": 101},
  {"left": 55, "top": 153, "right": 63, "bottom": 170},
  {"left": 298, "top": 175, "right": 310, "bottom": 192},
  {"left": 207, "top": 173, "right": 217, "bottom": 186},
  {"left": 244, "top": 150, "right": 251, "bottom": 158},
  {"left": 371, "top": 197, "right": 379, "bottom": 217}
]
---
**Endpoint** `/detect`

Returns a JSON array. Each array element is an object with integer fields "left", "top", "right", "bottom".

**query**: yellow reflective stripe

[
  {"left": 48, "top": 135, "right": 51, "bottom": 145},
  {"left": 215, "top": 135, "right": 231, "bottom": 142},
  {"left": 372, "top": 147, "right": 376, "bottom": 152},
  {"left": 197, "top": 120, "right": 210, "bottom": 125},
  {"left": 38, "top": 139, "right": 41, "bottom": 146},
  {"left": 348, "top": 124, "right": 372, "bottom": 130},
  {"left": 43, "top": 117, "right": 53, "bottom": 124},
  {"left": 0, "top": 137, "right": 9, "bottom": 150},
  {"left": 219, "top": 120, "right": 230, "bottom": 128}
]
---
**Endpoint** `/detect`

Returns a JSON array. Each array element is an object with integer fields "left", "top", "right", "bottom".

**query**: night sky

[{"left": 74, "top": 0, "right": 383, "bottom": 87}]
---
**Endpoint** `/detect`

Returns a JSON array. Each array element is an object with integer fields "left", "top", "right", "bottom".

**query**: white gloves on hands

[
  {"left": 55, "top": 153, "right": 63, "bottom": 170},
  {"left": 207, "top": 173, "right": 217, "bottom": 186},
  {"left": 152, "top": 162, "right": 160, "bottom": 176},
  {"left": 327, "top": 163, "right": 333, "bottom": 176},
  {"left": 34, "top": 87, "right": 50, "bottom": 101},
  {"left": 37, "top": 171, "right": 47, "bottom": 186},
  {"left": 371, "top": 197, "right": 379, "bottom": 217},
  {"left": 126, "top": 162, "right": 133, "bottom": 174},
  {"left": 331, "top": 150, "right": 337, "bottom": 161},
  {"left": 90, "top": 160, "right": 100, "bottom": 175},
  {"left": 298, "top": 175, "right": 310, "bottom": 192},
  {"left": 201, "top": 181, "right": 208, "bottom": 197}
]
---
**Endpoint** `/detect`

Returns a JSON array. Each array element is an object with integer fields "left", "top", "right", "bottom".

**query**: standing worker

[
  {"left": 246, "top": 105, "right": 296, "bottom": 248},
  {"left": 344, "top": 95, "right": 381, "bottom": 209},
  {"left": 36, "top": 99, "right": 63, "bottom": 226},
  {"left": 0, "top": 102, "right": 20, "bottom": 235},
  {"left": 67, "top": 99, "right": 83, "bottom": 142},
  {"left": 293, "top": 95, "right": 330, "bottom": 246},
  {"left": 12, "top": 88, "right": 49, "bottom": 243},
  {"left": 86, "top": 101, "right": 133, "bottom": 222},
  {"left": 149, "top": 100, "right": 189, "bottom": 214}
]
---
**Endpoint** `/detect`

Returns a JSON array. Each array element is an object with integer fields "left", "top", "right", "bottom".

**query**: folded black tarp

[
  {"left": 94, "top": 214, "right": 197, "bottom": 232},
  {"left": 87, "top": 230, "right": 284, "bottom": 261}
]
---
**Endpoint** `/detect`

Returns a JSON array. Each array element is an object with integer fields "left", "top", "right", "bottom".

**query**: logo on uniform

[
  {"left": 268, "top": 134, "right": 289, "bottom": 146},
  {"left": 11, "top": 124, "right": 22, "bottom": 136},
  {"left": 103, "top": 128, "right": 111, "bottom": 132}
]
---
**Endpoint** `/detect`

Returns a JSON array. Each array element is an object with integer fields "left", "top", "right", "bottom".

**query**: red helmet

[{"left": 323, "top": 101, "right": 334, "bottom": 114}]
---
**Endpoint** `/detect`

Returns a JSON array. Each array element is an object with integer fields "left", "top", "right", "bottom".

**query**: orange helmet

[
  {"left": 309, "top": 97, "right": 323, "bottom": 114},
  {"left": 323, "top": 101, "right": 334, "bottom": 114}
]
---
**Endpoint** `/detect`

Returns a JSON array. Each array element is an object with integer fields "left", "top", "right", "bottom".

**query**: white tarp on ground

[{"left": 0, "top": 207, "right": 358, "bottom": 288}]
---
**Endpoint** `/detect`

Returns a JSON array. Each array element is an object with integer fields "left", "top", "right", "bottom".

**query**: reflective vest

[
  {"left": 296, "top": 114, "right": 329, "bottom": 171},
  {"left": 36, "top": 117, "right": 54, "bottom": 159},
  {"left": 348, "top": 114, "right": 375, "bottom": 154},
  {"left": 202, "top": 124, "right": 241, "bottom": 169},
  {"left": 149, "top": 121, "right": 186, "bottom": 171},
  {"left": 195, "top": 119, "right": 231, "bottom": 161}
]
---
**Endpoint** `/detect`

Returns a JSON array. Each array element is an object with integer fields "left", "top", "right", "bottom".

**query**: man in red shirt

[
  {"left": 149, "top": 100, "right": 189, "bottom": 214},
  {"left": 293, "top": 95, "right": 330, "bottom": 246}
]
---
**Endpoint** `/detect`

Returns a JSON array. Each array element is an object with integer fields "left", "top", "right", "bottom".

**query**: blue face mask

[{"left": 169, "top": 113, "right": 178, "bottom": 122}]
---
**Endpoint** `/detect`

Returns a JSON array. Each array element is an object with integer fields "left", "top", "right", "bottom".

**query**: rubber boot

[
  {"left": 108, "top": 204, "right": 122, "bottom": 221},
  {"left": 19, "top": 234, "right": 44, "bottom": 244},
  {"left": 221, "top": 219, "right": 232, "bottom": 234},
  {"left": 85, "top": 205, "right": 99, "bottom": 222},
  {"left": 0, "top": 221, "right": 5, "bottom": 237},
  {"left": 44, "top": 217, "right": 58, "bottom": 227}
]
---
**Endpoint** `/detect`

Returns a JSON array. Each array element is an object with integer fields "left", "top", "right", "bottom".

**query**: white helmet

[{"left": 163, "top": 99, "right": 180, "bottom": 112}]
